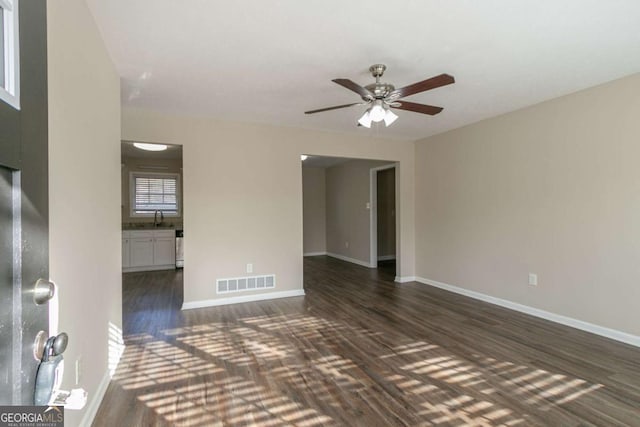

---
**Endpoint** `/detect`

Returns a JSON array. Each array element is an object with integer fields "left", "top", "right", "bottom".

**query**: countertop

[{"left": 122, "top": 223, "right": 183, "bottom": 231}]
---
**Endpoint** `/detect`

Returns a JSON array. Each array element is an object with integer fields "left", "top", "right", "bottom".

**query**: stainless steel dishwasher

[{"left": 175, "top": 229, "right": 184, "bottom": 268}]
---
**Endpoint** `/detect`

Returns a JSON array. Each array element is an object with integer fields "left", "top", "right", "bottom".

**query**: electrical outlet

[
  {"left": 75, "top": 357, "right": 82, "bottom": 385},
  {"left": 528, "top": 273, "right": 538, "bottom": 286},
  {"left": 246, "top": 263, "right": 253, "bottom": 273}
]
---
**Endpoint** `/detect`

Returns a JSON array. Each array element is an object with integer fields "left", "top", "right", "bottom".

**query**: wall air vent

[{"left": 217, "top": 274, "right": 276, "bottom": 294}]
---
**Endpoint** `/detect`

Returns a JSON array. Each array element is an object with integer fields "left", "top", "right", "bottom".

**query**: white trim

[
  {"left": 123, "top": 265, "right": 175, "bottom": 273},
  {"left": 395, "top": 276, "right": 416, "bottom": 283},
  {"left": 415, "top": 276, "right": 640, "bottom": 348},
  {"left": 0, "top": 0, "right": 20, "bottom": 109},
  {"left": 326, "top": 252, "right": 374, "bottom": 268},
  {"left": 378, "top": 255, "right": 396, "bottom": 261},
  {"left": 78, "top": 370, "right": 111, "bottom": 427},
  {"left": 182, "top": 289, "right": 305, "bottom": 310},
  {"left": 303, "top": 251, "right": 327, "bottom": 257}
]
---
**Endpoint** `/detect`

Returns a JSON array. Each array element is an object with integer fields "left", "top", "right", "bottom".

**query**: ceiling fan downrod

[{"left": 369, "top": 64, "right": 386, "bottom": 83}]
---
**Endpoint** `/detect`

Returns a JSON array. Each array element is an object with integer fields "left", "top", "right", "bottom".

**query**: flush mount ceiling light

[
  {"left": 305, "top": 64, "right": 455, "bottom": 128},
  {"left": 301, "top": 155, "right": 308, "bottom": 161},
  {"left": 133, "top": 142, "right": 168, "bottom": 151}
]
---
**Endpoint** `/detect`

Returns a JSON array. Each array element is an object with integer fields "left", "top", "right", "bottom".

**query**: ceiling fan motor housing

[
  {"left": 364, "top": 82, "right": 395, "bottom": 100},
  {"left": 364, "top": 64, "right": 395, "bottom": 101}
]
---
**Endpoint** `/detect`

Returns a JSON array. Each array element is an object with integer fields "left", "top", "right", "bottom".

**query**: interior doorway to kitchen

[{"left": 120, "top": 141, "right": 184, "bottom": 335}]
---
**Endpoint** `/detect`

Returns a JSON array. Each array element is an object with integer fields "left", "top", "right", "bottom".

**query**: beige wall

[
  {"left": 48, "top": 0, "right": 122, "bottom": 425},
  {"left": 415, "top": 73, "right": 640, "bottom": 336},
  {"left": 326, "top": 159, "right": 392, "bottom": 264},
  {"left": 122, "top": 109, "right": 417, "bottom": 304},
  {"left": 377, "top": 167, "right": 396, "bottom": 258},
  {"left": 121, "top": 156, "right": 183, "bottom": 226},
  {"left": 302, "top": 167, "right": 326, "bottom": 254}
]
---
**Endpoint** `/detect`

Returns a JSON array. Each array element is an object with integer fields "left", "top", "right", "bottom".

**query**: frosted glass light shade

[
  {"left": 369, "top": 103, "right": 386, "bottom": 122},
  {"left": 384, "top": 109, "right": 398, "bottom": 126},
  {"left": 358, "top": 111, "right": 372, "bottom": 128}
]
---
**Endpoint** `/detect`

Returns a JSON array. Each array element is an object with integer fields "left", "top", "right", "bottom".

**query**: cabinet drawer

[{"left": 154, "top": 230, "right": 175, "bottom": 239}]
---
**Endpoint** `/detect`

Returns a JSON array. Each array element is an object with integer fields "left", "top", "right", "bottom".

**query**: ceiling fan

[{"left": 305, "top": 64, "right": 454, "bottom": 128}]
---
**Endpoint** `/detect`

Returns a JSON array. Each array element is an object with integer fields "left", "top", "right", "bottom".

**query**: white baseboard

[
  {"left": 303, "top": 251, "right": 327, "bottom": 257},
  {"left": 326, "top": 252, "right": 374, "bottom": 268},
  {"left": 79, "top": 370, "right": 111, "bottom": 427},
  {"left": 123, "top": 265, "right": 175, "bottom": 273},
  {"left": 182, "top": 289, "right": 305, "bottom": 310},
  {"left": 415, "top": 276, "right": 640, "bottom": 348},
  {"left": 395, "top": 276, "right": 416, "bottom": 283},
  {"left": 378, "top": 255, "right": 396, "bottom": 261}
]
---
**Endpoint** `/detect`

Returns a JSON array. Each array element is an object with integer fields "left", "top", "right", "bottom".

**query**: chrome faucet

[{"left": 153, "top": 210, "right": 164, "bottom": 227}]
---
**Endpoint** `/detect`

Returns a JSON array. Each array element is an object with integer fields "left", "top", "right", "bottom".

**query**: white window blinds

[{"left": 133, "top": 174, "right": 179, "bottom": 215}]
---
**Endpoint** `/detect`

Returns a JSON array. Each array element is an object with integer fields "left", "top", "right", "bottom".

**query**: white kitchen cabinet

[
  {"left": 123, "top": 229, "right": 176, "bottom": 272},
  {"left": 153, "top": 239, "right": 175, "bottom": 266},
  {"left": 130, "top": 237, "right": 154, "bottom": 267},
  {"left": 153, "top": 231, "right": 176, "bottom": 266}
]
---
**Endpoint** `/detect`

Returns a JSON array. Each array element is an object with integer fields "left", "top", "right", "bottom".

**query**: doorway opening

[
  {"left": 370, "top": 164, "right": 397, "bottom": 276},
  {"left": 301, "top": 155, "right": 398, "bottom": 279},
  {"left": 120, "top": 141, "right": 184, "bottom": 335}
]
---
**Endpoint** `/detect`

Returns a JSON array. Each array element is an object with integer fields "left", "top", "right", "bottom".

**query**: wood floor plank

[{"left": 93, "top": 257, "right": 640, "bottom": 426}]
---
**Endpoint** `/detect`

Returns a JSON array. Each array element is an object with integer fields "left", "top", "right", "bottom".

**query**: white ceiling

[{"left": 87, "top": 0, "right": 640, "bottom": 141}]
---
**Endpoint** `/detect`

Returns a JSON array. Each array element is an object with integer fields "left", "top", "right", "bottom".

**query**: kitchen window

[
  {"left": 0, "top": 0, "right": 19, "bottom": 109},
  {"left": 130, "top": 172, "right": 180, "bottom": 216}
]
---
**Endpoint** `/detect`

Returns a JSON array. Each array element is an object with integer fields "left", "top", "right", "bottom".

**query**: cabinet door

[
  {"left": 122, "top": 238, "right": 131, "bottom": 268},
  {"left": 154, "top": 237, "right": 176, "bottom": 266},
  {"left": 130, "top": 238, "right": 154, "bottom": 267}
]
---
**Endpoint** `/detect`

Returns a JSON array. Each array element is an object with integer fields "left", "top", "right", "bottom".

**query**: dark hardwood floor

[{"left": 94, "top": 257, "right": 640, "bottom": 426}]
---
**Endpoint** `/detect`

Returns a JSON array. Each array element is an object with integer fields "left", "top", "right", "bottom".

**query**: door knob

[{"left": 33, "top": 278, "right": 55, "bottom": 305}]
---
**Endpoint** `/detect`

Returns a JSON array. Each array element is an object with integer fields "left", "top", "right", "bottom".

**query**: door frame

[{"left": 369, "top": 163, "right": 398, "bottom": 270}]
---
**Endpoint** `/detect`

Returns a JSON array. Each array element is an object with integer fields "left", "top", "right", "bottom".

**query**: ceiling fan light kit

[
  {"left": 305, "top": 64, "right": 455, "bottom": 128},
  {"left": 357, "top": 101, "right": 398, "bottom": 129},
  {"left": 368, "top": 100, "right": 386, "bottom": 122}
]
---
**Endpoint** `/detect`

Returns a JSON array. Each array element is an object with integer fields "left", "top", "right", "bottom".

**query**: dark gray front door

[{"left": 0, "top": 0, "right": 49, "bottom": 405}]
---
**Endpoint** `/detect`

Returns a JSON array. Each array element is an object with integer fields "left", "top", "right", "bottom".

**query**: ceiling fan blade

[
  {"left": 392, "top": 101, "right": 443, "bottom": 115},
  {"left": 388, "top": 73, "right": 455, "bottom": 100},
  {"left": 332, "top": 79, "right": 374, "bottom": 99},
  {"left": 305, "top": 102, "right": 361, "bottom": 114}
]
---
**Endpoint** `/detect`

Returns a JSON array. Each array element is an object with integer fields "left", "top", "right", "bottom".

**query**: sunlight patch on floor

[
  {"left": 379, "top": 341, "right": 604, "bottom": 425},
  {"left": 113, "top": 332, "right": 335, "bottom": 426},
  {"left": 109, "top": 309, "right": 607, "bottom": 426}
]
